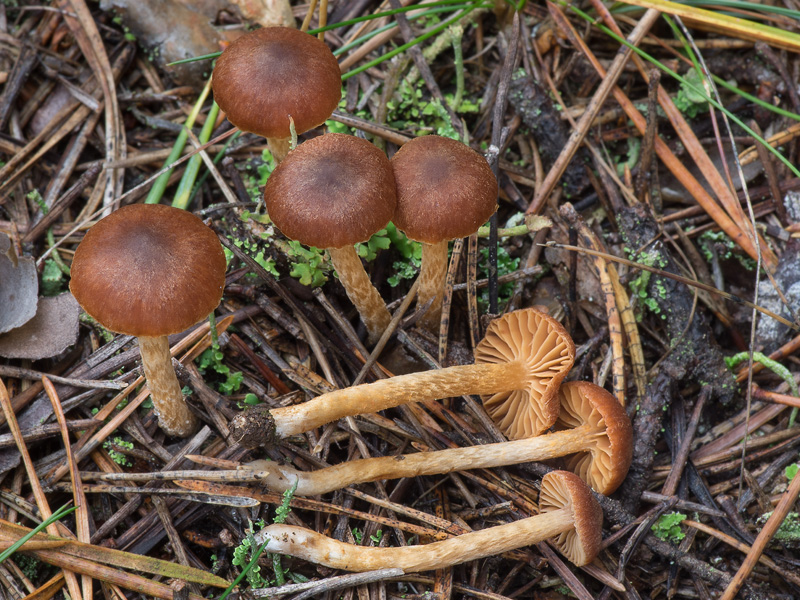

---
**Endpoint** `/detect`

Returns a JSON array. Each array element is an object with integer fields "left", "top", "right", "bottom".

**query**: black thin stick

[{"left": 485, "top": 13, "right": 521, "bottom": 314}]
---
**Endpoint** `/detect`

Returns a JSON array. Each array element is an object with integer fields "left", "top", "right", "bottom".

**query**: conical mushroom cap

[
  {"left": 69, "top": 204, "right": 226, "bottom": 337},
  {"left": 474, "top": 308, "right": 575, "bottom": 439},
  {"left": 557, "top": 382, "right": 632, "bottom": 495},
  {"left": 264, "top": 133, "right": 396, "bottom": 249},
  {"left": 539, "top": 470, "right": 603, "bottom": 567},
  {"left": 212, "top": 27, "right": 341, "bottom": 139}
]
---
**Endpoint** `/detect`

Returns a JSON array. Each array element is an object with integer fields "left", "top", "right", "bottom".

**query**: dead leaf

[
  {"left": 230, "top": 0, "right": 294, "bottom": 28},
  {"left": 0, "top": 233, "right": 38, "bottom": 334},
  {"left": 99, "top": 0, "right": 237, "bottom": 87},
  {"left": 0, "top": 293, "right": 80, "bottom": 359}
]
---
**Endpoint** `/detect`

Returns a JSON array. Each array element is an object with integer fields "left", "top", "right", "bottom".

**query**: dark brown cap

[
  {"left": 70, "top": 204, "right": 227, "bottom": 337},
  {"left": 212, "top": 27, "right": 341, "bottom": 139},
  {"left": 557, "top": 382, "right": 633, "bottom": 495},
  {"left": 474, "top": 308, "right": 575, "bottom": 440},
  {"left": 391, "top": 135, "right": 497, "bottom": 244},
  {"left": 539, "top": 470, "right": 603, "bottom": 566},
  {"left": 264, "top": 133, "right": 396, "bottom": 249}
]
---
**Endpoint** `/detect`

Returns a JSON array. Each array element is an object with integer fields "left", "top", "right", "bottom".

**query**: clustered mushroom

[
  {"left": 211, "top": 27, "right": 342, "bottom": 162},
  {"left": 70, "top": 204, "right": 226, "bottom": 437},
  {"left": 63, "top": 19, "right": 626, "bottom": 579},
  {"left": 102, "top": 31, "right": 623, "bottom": 570},
  {"left": 231, "top": 306, "right": 632, "bottom": 571}
]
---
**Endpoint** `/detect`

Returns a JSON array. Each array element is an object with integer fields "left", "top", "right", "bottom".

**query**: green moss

[
  {"left": 766, "top": 512, "right": 800, "bottom": 542},
  {"left": 103, "top": 436, "right": 134, "bottom": 467},
  {"left": 626, "top": 247, "right": 668, "bottom": 320},
  {"left": 651, "top": 512, "right": 686, "bottom": 543},
  {"left": 698, "top": 230, "right": 756, "bottom": 271}
]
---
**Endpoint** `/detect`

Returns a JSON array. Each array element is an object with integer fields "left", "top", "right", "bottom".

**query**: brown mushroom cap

[
  {"left": 556, "top": 382, "right": 633, "bottom": 495},
  {"left": 474, "top": 308, "right": 575, "bottom": 440},
  {"left": 264, "top": 133, "right": 397, "bottom": 249},
  {"left": 539, "top": 470, "right": 603, "bottom": 566},
  {"left": 391, "top": 135, "right": 498, "bottom": 243},
  {"left": 69, "top": 204, "right": 227, "bottom": 337},
  {"left": 212, "top": 27, "right": 342, "bottom": 139}
]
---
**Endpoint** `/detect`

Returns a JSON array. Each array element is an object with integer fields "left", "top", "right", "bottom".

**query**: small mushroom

[
  {"left": 264, "top": 133, "right": 396, "bottom": 343},
  {"left": 554, "top": 381, "right": 632, "bottom": 495},
  {"left": 243, "top": 380, "right": 630, "bottom": 496},
  {"left": 69, "top": 204, "right": 226, "bottom": 437},
  {"left": 391, "top": 135, "right": 497, "bottom": 330},
  {"left": 231, "top": 308, "right": 574, "bottom": 446},
  {"left": 254, "top": 470, "right": 602, "bottom": 570},
  {"left": 211, "top": 27, "right": 341, "bottom": 161}
]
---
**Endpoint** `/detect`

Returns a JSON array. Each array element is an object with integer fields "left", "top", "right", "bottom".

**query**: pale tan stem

[
  {"left": 329, "top": 246, "right": 391, "bottom": 344},
  {"left": 272, "top": 360, "right": 526, "bottom": 438},
  {"left": 254, "top": 425, "right": 594, "bottom": 495},
  {"left": 417, "top": 240, "right": 448, "bottom": 331},
  {"left": 138, "top": 336, "right": 197, "bottom": 437},
  {"left": 267, "top": 137, "right": 291, "bottom": 163},
  {"left": 256, "top": 506, "right": 576, "bottom": 572}
]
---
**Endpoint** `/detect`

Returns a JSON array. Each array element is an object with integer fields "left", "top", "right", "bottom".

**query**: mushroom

[
  {"left": 211, "top": 27, "right": 342, "bottom": 161},
  {"left": 391, "top": 135, "right": 497, "bottom": 330},
  {"left": 253, "top": 470, "right": 602, "bottom": 570},
  {"left": 231, "top": 308, "right": 574, "bottom": 446},
  {"left": 554, "top": 381, "right": 632, "bottom": 495},
  {"left": 243, "top": 380, "right": 631, "bottom": 496},
  {"left": 69, "top": 204, "right": 226, "bottom": 437},
  {"left": 264, "top": 133, "right": 396, "bottom": 343}
]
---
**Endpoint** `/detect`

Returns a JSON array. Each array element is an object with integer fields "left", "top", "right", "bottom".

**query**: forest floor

[{"left": 1, "top": 0, "right": 800, "bottom": 599}]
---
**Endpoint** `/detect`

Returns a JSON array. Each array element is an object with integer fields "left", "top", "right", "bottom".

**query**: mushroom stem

[
  {"left": 271, "top": 359, "right": 527, "bottom": 438},
  {"left": 328, "top": 246, "right": 392, "bottom": 344},
  {"left": 251, "top": 425, "right": 596, "bottom": 496},
  {"left": 267, "top": 137, "right": 291, "bottom": 163},
  {"left": 256, "top": 505, "right": 577, "bottom": 572},
  {"left": 138, "top": 336, "right": 197, "bottom": 437},
  {"left": 416, "top": 241, "right": 448, "bottom": 331}
]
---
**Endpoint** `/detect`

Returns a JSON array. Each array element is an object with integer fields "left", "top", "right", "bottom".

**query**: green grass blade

[
  {"left": 145, "top": 78, "right": 212, "bottom": 204},
  {"left": 562, "top": 0, "right": 800, "bottom": 180},
  {"left": 172, "top": 100, "right": 221, "bottom": 209},
  {"left": 342, "top": 3, "right": 489, "bottom": 80},
  {"left": 0, "top": 504, "right": 76, "bottom": 564}
]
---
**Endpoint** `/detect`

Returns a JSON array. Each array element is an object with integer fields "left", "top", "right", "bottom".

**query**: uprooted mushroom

[
  {"left": 240, "top": 380, "right": 631, "bottom": 496},
  {"left": 231, "top": 307, "right": 575, "bottom": 447},
  {"left": 253, "top": 470, "right": 602, "bottom": 570}
]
